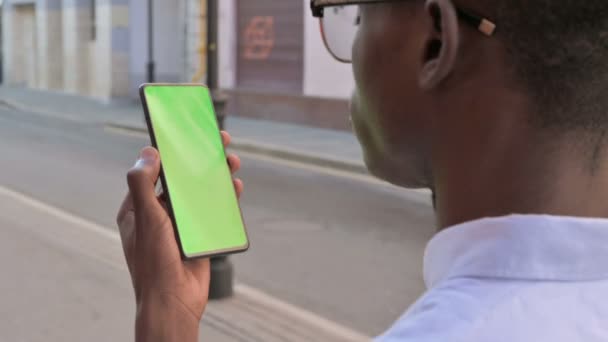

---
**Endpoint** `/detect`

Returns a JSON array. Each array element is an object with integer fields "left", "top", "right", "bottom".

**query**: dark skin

[
  {"left": 352, "top": 0, "right": 608, "bottom": 229},
  {"left": 118, "top": 0, "right": 608, "bottom": 340},
  {"left": 117, "top": 132, "right": 242, "bottom": 341}
]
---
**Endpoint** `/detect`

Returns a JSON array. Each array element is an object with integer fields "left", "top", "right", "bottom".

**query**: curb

[
  {"left": 105, "top": 122, "right": 370, "bottom": 176},
  {"left": 0, "top": 98, "right": 22, "bottom": 111},
  {"left": 0, "top": 97, "right": 89, "bottom": 123}
]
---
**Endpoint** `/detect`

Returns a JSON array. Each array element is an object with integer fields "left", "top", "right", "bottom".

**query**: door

[
  {"left": 236, "top": 0, "right": 304, "bottom": 94},
  {"left": 14, "top": 5, "right": 38, "bottom": 88},
  {"left": 23, "top": 7, "right": 38, "bottom": 88}
]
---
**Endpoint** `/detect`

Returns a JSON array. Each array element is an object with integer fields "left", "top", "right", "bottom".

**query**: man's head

[{"left": 342, "top": 0, "right": 608, "bottom": 190}]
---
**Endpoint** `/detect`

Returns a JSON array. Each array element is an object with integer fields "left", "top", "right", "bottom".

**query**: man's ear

[{"left": 419, "top": 0, "right": 460, "bottom": 90}]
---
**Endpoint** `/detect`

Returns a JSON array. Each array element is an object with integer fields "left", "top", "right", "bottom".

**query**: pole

[
  {"left": 206, "top": 0, "right": 227, "bottom": 129},
  {"left": 207, "top": 0, "right": 218, "bottom": 91},
  {"left": 146, "top": 0, "right": 155, "bottom": 83},
  {"left": 0, "top": 2, "right": 3, "bottom": 84},
  {"left": 207, "top": 0, "right": 233, "bottom": 300}
]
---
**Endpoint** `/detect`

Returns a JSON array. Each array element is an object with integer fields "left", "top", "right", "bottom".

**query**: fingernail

[
  {"left": 140, "top": 147, "right": 157, "bottom": 162},
  {"left": 135, "top": 147, "right": 157, "bottom": 168}
]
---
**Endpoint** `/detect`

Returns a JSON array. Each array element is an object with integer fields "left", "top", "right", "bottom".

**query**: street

[{"left": 0, "top": 105, "right": 435, "bottom": 339}]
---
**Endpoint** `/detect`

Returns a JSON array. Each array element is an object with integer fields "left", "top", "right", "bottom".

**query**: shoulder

[
  {"left": 376, "top": 277, "right": 608, "bottom": 342},
  {"left": 375, "top": 277, "right": 525, "bottom": 342}
]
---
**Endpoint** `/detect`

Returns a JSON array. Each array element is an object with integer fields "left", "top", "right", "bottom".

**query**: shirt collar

[{"left": 424, "top": 214, "right": 608, "bottom": 288}]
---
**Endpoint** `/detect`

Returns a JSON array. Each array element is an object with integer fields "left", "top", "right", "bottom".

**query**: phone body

[{"left": 139, "top": 83, "right": 249, "bottom": 259}]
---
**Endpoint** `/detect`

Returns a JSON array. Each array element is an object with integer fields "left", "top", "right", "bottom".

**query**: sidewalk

[
  {"left": 0, "top": 86, "right": 367, "bottom": 175},
  {"left": 0, "top": 184, "right": 371, "bottom": 342}
]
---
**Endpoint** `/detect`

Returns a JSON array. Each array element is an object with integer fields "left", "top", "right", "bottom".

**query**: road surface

[{"left": 0, "top": 105, "right": 435, "bottom": 339}]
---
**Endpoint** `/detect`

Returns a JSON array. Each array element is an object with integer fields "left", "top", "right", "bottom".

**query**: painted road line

[
  {"left": 103, "top": 123, "right": 148, "bottom": 139},
  {"left": 0, "top": 99, "right": 87, "bottom": 124},
  {"left": 0, "top": 184, "right": 371, "bottom": 341}
]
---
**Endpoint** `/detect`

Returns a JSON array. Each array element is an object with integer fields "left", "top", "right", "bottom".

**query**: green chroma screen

[{"left": 142, "top": 84, "right": 248, "bottom": 258}]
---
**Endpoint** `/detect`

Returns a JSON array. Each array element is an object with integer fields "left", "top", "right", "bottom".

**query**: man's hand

[{"left": 116, "top": 131, "right": 242, "bottom": 342}]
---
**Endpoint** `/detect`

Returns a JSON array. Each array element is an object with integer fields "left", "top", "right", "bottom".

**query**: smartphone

[{"left": 139, "top": 83, "right": 249, "bottom": 259}]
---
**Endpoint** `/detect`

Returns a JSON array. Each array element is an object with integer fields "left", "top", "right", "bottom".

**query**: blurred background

[{"left": 0, "top": 0, "right": 434, "bottom": 340}]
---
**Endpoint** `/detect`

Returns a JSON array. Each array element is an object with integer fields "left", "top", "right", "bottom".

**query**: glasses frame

[{"left": 311, "top": 0, "right": 497, "bottom": 63}]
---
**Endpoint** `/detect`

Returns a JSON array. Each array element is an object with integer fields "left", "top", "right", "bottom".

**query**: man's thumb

[{"left": 127, "top": 147, "right": 161, "bottom": 210}]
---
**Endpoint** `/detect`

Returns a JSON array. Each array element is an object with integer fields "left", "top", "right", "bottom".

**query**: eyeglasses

[{"left": 310, "top": 0, "right": 497, "bottom": 63}]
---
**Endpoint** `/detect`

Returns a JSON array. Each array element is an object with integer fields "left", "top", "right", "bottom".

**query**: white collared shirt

[{"left": 377, "top": 215, "right": 608, "bottom": 341}]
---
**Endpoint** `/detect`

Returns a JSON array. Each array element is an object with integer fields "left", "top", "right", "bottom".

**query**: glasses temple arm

[{"left": 456, "top": 7, "right": 496, "bottom": 36}]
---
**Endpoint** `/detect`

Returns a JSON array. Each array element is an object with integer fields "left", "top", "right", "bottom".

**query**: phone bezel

[{"left": 139, "top": 83, "right": 250, "bottom": 260}]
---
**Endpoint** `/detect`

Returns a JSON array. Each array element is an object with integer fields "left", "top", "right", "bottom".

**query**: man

[{"left": 117, "top": 0, "right": 608, "bottom": 341}]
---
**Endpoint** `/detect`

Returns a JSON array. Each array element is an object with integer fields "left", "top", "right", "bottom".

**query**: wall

[
  {"left": 62, "top": 0, "right": 91, "bottom": 94},
  {"left": 215, "top": 0, "right": 354, "bottom": 100},
  {"left": 182, "top": 0, "right": 222, "bottom": 84},
  {"left": 2, "top": 0, "right": 355, "bottom": 116},
  {"left": 128, "top": 0, "right": 144, "bottom": 95},
  {"left": 183, "top": 0, "right": 237, "bottom": 89},
  {"left": 213, "top": 0, "right": 352, "bottom": 129},
  {"left": 218, "top": 0, "right": 235, "bottom": 89},
  {"left": 109, "top": 0, "right": 129, "bottom": 98},
  {"left": 11, "top": 3, "right": 37, "bottom": 86},
  {"left": 1, "top": 2, "right": 12, "bottom": 84},
  {"left": 181, "top": 0, "right": 236, "bottom": 88},
  {"left": 36, "top": 0, "right": 63, "bottom": 90},
  {"left": 2, "top": 0, "right": 130, "bottom": 100},
  {"left": 302, "top": 1, "right": 354, "bottom": 99},
  {"left": 90, "top": 0, "right": 129, "bottom": 100},
  {"left": 3, "top": 0, "right": 34, "bottom": 86},
  {"left": 129, "top": 0, "right": 181, "bottom": 97}
]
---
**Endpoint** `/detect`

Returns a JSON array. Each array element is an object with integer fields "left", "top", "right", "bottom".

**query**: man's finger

[
  {"left": 234, "top": 178, "right": 244, "bottom": 198},
  {"left": 227, "top": 154, "right": 241, "bottom": 174},
  {"left": 127, "top": 147, "right": 161, "bottom": 212},
  {"left": 221, "top": 131, "right": 231, "bottom": 147}
]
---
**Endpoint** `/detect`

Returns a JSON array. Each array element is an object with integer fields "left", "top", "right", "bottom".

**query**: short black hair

[{"left": 493, "top": 1, "right": 608, "bottom": 132}]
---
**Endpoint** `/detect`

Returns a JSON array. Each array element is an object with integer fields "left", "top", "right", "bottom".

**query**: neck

[{"left": 433, "top": 119, "right": 608, "bottom": 230}]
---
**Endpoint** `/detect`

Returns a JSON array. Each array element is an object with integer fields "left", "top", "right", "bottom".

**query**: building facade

[
  {"left": 2, "top": 0, "right": 199, "bottom": 101},
  {"left": 218, "top": 0, "right": 355, "bottom": 130},
  {"left": 0, "top": 1, "right": 4, "bottom": 83},
  {"left": 2, "top": 0, "right": 355, "bottom": 129}
]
